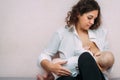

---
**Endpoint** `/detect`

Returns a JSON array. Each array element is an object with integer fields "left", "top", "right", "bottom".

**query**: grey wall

[{"left": 0, "top": 0, "right": 120, "bottom": 78}]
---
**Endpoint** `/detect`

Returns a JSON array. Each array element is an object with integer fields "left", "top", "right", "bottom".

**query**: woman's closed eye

[
  {"left": 87, "top": 16, "right": 93, "bottom": 20},
  {"left": 87, "top": 15, "right": 97, "bottom": 20}
]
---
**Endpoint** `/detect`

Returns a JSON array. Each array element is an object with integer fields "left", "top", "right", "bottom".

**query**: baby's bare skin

[{"left": 95, "top": 51, "right": 114, "bottom": 71}]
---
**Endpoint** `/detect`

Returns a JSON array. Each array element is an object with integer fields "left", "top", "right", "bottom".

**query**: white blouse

[{"left": 38, "top": 25, "right": 109, "bottom": 78}]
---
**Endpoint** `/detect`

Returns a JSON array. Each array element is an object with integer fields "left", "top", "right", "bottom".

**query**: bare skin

[{"left": 95, "top": 51, "right": 114, "bottom": 71}]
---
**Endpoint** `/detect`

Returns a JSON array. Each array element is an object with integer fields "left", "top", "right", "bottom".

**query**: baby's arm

[
  {"left": 38, "top": 58, "right": 67, "bottom": 80},
  {"left": 37, "top": 58, "right": 62, "bottom": 80}
]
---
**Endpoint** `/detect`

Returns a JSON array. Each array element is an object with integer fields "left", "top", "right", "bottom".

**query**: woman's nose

[{"left": 90, "top": 19, "right": 94, "bottom": 25}]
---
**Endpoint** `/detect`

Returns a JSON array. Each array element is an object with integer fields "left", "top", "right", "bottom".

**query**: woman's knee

[
  {"left": 77, "top": 52, "right": 105, "bottom": 80},
  {"left": 78, "top": 52, "right": 97, "bottom": 68},
  {"left": 78, "top": 52, "right": 94, "bottom": 62}
]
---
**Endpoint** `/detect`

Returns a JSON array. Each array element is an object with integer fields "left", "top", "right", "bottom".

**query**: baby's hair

[{"left": 98, "top": 51, "right": 114, "bottom": 70}]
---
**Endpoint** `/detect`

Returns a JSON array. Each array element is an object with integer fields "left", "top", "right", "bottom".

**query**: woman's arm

[
  {"left": 38, "top": 32, "right": 61, "bottom": 66},
  {"left": 38, "top": 31, "right": 71, "bottom": 76},
  {"left": 41, "top": 59, "right": 71, "bottom": 76}
]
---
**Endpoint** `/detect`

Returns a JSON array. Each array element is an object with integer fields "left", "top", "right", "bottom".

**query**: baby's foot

[{"left": 36, "top": 74, "right": 44, "bottom": 80}]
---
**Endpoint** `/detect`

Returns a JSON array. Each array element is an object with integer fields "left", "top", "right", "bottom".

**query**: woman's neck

[{"left": 75, "top": 25, "right": 88, "bottom": 35}]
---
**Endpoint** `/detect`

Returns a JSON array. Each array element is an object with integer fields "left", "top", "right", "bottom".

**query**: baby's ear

[{"left": 94, "top": 52, "right": 101, "bottom": 57}]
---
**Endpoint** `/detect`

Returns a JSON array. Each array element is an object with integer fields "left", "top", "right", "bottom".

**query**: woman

[{"left": 38, "top": 0, "right": 112, "bottom": 80}]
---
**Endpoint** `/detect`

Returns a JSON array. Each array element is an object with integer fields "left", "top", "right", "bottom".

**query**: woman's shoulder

[
  {"left": 52, "top": 25, "right": 70, "bottom": 40},
  {"left": 98, "top": 27, "right": 107, "bottom": 32},
  {"left": 93, "top": 27, "right": 108, "bottom": 36},
  {"left": 55, "top": 25, "right": 70, "bottom": 34}
]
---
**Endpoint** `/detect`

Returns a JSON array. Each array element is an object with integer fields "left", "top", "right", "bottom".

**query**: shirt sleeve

[
  {"left": 37, "top": 31, "right": 61, "bottom": 66},
  {"left": 101, "top": 28, "right": 109, "bottom": 51},
  {"left": 97, "top": 27, "right": 110, "bottom": 51}
]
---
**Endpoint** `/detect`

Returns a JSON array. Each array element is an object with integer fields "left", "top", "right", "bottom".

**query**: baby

[
  {"left": 37, "top": 56, "right": 79, "bottom": 80},
  {"left": 37, "top": 51, "right": 114, "bottom": 80},
  {"left": 95, "top": 51, "right": 114, "bottom": 71}
]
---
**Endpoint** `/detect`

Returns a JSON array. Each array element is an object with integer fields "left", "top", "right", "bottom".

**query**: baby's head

[{"left": 96, "top": 51, "right": 115, "bottom": 71}]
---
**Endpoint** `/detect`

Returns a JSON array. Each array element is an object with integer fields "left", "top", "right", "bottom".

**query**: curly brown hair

[{"left": 66, "top": 0, "right": 101, "bottom": 30}]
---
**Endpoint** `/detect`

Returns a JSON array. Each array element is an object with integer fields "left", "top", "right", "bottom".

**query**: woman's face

[{"left": 77, "top": 10, "right": 98, "bottom": 30}]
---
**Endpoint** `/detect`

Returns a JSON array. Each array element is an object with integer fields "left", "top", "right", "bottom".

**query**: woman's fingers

[
  {"left": 58, "top": 61, "right": 71, "bottom": 75},
  {"left": 62, "top": 67, "right": 71, "bottom": 74},
  {"left": 51, "top": 60, "right": 71, "bottom": 76},
  {"left": 56, "top": 71, "right": 71, "bottom": 76},
  {"left": 55, "top": 67, "right": 71, "bottom": 76}
]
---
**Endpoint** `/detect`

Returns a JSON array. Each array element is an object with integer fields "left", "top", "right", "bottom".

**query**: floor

[
  {"left": 0, "top": 77, "right": 119, "bottom": 80},
  {"left": 0, "top": 77, "right": 35, "bottom": 80},
  {"left": 111, "top": 78, "right": 120, "bottom": 80}
]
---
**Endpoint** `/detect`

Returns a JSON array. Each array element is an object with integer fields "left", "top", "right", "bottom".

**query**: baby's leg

[
  {"left": 37, "top": 70, "right": 48, "bottom": 80},
  {"left": 37, "top": 73, "right": 55, "bottom": 80},
  {"left": 37, "top": 73, "right": 46, "bottom": 80},
  {"left": 37, "top": 58, "right": 61, "bottom": 80},
  {"left": 37, "top": 63, "right": 51, "bottom": 80}
]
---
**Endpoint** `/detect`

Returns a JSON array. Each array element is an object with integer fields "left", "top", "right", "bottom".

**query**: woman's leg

[
  {"left": 56, "top": 76, "right": 75, "bottom": 80},
  {"left": 78, "top": 52, "right": 105, "bottom": 80}
]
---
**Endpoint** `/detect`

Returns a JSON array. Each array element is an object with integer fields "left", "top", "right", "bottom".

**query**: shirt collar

[
  {"left": 71, "top": 26, "right": 79, "bottom": 37},
  {"left": 88, "top": 29, "right": 96, "bottom": 39},
  {"left": 68, "top": 25, "right": 96, "bottom": 39}
]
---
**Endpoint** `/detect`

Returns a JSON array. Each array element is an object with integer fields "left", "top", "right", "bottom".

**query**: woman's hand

[{"left": 50, "top": 61, "right": 72, "bottom": 76}]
